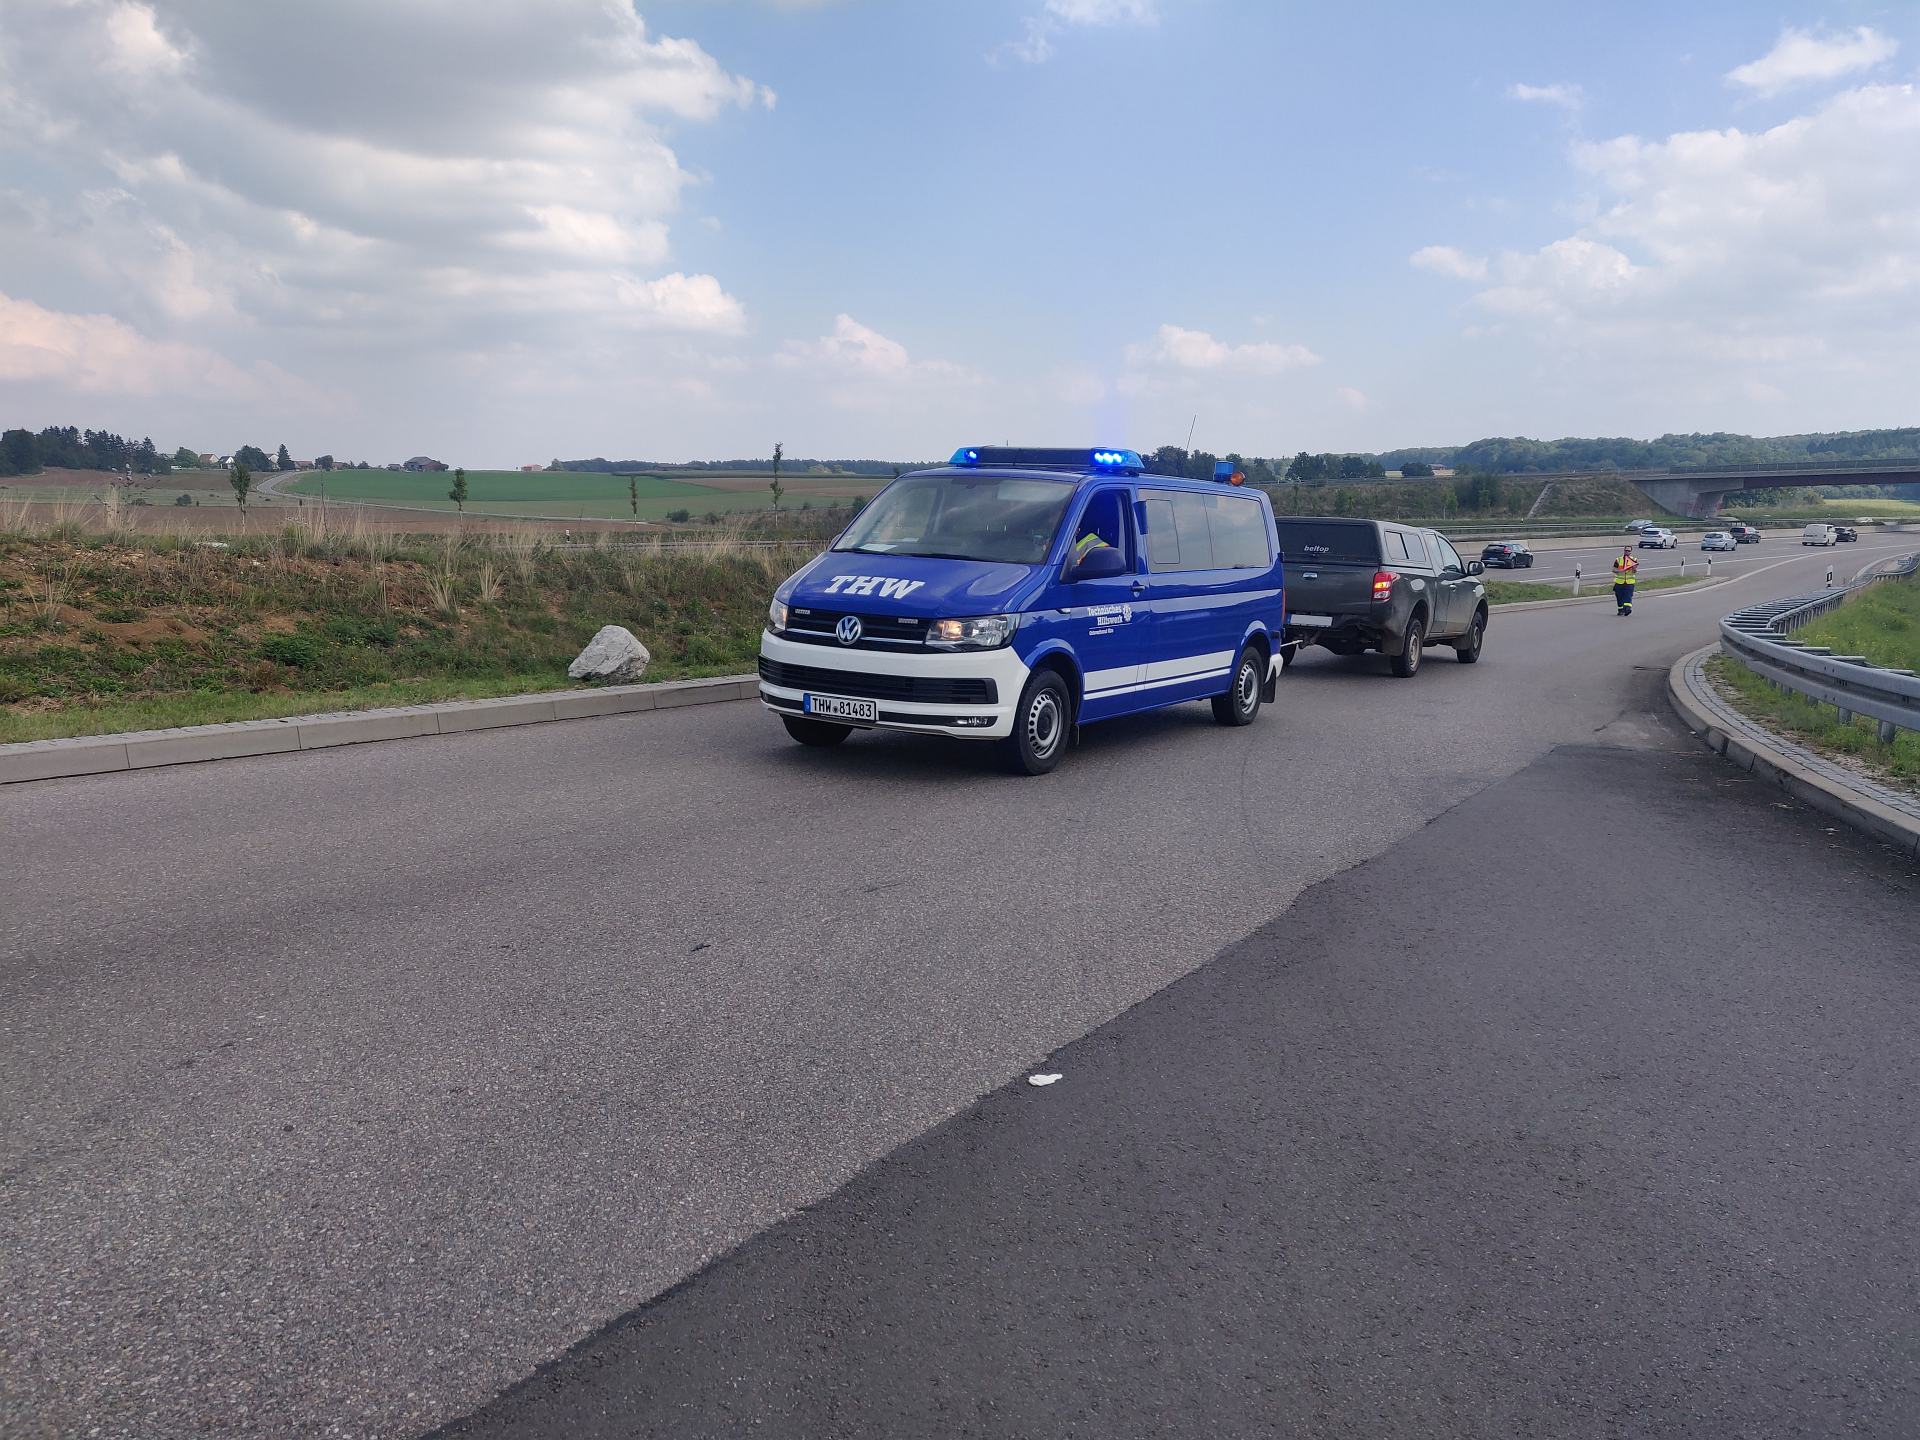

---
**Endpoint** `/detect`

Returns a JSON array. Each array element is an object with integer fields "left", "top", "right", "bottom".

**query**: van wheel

[
  {"left": 1211, "top": 647, "right": 1265, "bottom": 726},
  {"left": 781, "top": 715, "right": 851, "bottom": 747},
  {"left": 1455, "top": 608, "right": 1486, "bottom": 664},
  {"left": 1003, "top": 670, "right": 1071, "bottom": 775},
  {"left": 1391, "top": 616, "right": 1425, "bottom": 678}
]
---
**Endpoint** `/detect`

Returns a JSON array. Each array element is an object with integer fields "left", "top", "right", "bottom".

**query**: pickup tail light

[{"left": 1371, "top": 570, "right": 1397, "bottom": 601}]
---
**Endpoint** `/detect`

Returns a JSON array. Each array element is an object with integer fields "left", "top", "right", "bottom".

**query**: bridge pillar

[{"left": 1634, "top": 479, "right": 1728, "bottom": 519}]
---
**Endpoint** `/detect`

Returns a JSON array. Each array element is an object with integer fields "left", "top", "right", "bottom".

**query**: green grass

[
  {"left": 1813, "top": 497, "right": 1920, "bottom": 517},
  {"left": 282, "top": 469, "right": 880, "bottom": 521},
  {"left": 1708, "top": 655, "right": 1920, "bottom": 789},
  {"left": 0, "top": 530, "right": 801, "bottom": 741},
  {"left": 1484, "top": 573, "right": 1703, "bottom": 605},
  {"left": 1794, "top": 573, "right": 1920, "bottom": 669}
]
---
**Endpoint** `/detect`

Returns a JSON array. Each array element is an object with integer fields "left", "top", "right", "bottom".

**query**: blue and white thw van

[{"left": 759, "top": 447, "right": 1287, "bottom": 774}]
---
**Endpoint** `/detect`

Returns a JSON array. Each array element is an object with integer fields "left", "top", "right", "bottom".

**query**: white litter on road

[{"left": 1028, "top": 1073, "right": 1062, "bottom": 1087}]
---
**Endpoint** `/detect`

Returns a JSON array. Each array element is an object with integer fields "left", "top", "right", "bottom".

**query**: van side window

[
  {"left": 1071, "top": 489, "right": 1134, "bottom": 566},
  {"left": 1142, "top": 494, "right": 1182, "bottom": 572},
  {"left": 1168, "top": 493, "right": 1215, "bottom": 569},
  {"left": 1385, "top": 531, "right": 1413, "bottom": 563},
  {"left": 1208, "top": 494, "right": 1272, "bottom": 568},
  {"left": 1433, "top": 534, "right": 1465, "bottom": 574}
]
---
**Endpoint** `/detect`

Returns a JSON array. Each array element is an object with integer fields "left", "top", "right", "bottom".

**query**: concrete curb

[
  {"left": 1667, "top": 644, "right": 1920, "bottom": 860},
  {"left": 0, "top": 674, "right": 758, "bottom": 786},
  {"left": 1496, "top": 574, "right": 1730, "bottom": 614}
]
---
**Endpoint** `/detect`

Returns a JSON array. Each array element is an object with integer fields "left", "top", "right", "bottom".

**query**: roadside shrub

[
  {"left": 320, "top": 615, "right": 398, "bottom": 648},
  {"left": 260, "top": 633, "right": 320, "bottom": 668},
  {"left": 666, "top": 509, "right": 691, "bottom": 523},
  {"left": 175, "top": 493, "right": 194, "bottom": 506}
]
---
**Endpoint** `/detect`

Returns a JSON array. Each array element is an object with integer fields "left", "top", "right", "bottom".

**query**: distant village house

[{"left": 403, "top": 456, "right": 449, "bottom": 472}]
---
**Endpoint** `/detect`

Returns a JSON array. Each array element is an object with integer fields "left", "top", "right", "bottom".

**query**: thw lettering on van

[{"left": 824, "top": 574, "right": 926, "bottom": 599}]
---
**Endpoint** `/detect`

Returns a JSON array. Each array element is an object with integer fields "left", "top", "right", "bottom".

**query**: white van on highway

[{"left": 1801, "top": 523, "right": 1838, "bottom": 547}]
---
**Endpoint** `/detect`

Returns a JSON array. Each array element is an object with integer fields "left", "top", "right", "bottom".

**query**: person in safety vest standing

[{"left": 1612, "top": 546, "right": 1639, "bottom": 616}]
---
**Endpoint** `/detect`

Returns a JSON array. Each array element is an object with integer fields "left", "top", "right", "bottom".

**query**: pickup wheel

[
  {"left": 1391, "top": 615, "right": 1425, "bottom": 678},
  {"left": 781, "top": 715, "right": 852, "bottom": 747},
  {"left": 1002, "top": 669, "right": 1071, "bottom": 775},
  {"left": 1455, "top": 607, "right": 1486, "bottom": 664},
  {"left": 1211, "top": 647, "right": 1265, "bottom": 726}
]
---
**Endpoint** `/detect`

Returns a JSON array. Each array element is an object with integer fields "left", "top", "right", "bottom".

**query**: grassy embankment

[
  {"left": 1483, "top": 574, "right": 1702, "bottom": 606},
  {"left": 1707, "top": 575, "right": 1920, "bottom": 789},
  {"left": 0, "top": 512, "right": 806, "bottom": 743}
]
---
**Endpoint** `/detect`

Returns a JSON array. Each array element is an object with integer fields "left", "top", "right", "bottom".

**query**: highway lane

[
  {"left": 1487, "top": 537, "right": 1846, "bottom": 588},
  {"left": 1, "top": 534, "right": 1914, "bottom": 1439},
  {"left": 441, "top": 741, "right": 1920, "bottom": 1440}
]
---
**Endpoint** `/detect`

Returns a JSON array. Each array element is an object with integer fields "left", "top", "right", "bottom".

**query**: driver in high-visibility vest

[{"left": 1612, "top": 547, "right": 1639, "bottom": 616}]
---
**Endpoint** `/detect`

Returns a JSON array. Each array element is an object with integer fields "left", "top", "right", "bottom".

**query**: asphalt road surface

[{"left": 3, "top": 536, "right": 1916, "bottom": 1439}]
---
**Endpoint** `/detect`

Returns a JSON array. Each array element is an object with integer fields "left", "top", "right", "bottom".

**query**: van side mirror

[{"left": 1068, "top": 546, "right": 1127, "bottom": 581}]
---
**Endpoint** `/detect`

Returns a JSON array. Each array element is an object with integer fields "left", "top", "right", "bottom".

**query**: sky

[{"left": 2, "top": 0, "right": 1918, "bottom": 465}]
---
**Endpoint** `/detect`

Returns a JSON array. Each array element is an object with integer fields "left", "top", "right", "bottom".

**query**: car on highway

[
  {"left": 1834, "top": 525, "right": 1859, "bottom": 543},
  {"left": 1623, "top": 519, "right": 1659, "bottom": 533},
  {"left": 1637, "top": 528, "right": 1679, "bottom": 549},
  {"left": 759, "top": 447, "right": 1287, "bottom": 774},
  {"left": 1276, "top": 517, "right": 1487, "bottom": 678},
  {"left": 1801, "top": 523, "right": 1839, "bottom": 546},
  {"left": 1480, "top": 541, "right": 1535, "bottom": 569},
  {"left": 1729, "top": 523, "right": 1762, "bottom": 543},
  {"left": 1700, "top": 531, "right": 1737, "bottom": 552}
]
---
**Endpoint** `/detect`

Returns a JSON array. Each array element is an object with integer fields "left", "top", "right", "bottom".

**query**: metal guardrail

[{"left": 1718, "top": 552, "right": 1920, "bottom": 743}]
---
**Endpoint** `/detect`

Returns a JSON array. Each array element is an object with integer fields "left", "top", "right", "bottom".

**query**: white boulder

[{"left": 568, "top": 625, "right": 651, "bottom": 683}]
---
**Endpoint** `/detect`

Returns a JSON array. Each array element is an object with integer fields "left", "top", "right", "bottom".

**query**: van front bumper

[{"left": 757, "top": 630, "right": 1031, "bottom": 741}]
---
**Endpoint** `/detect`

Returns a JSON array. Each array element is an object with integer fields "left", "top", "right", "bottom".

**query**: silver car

[{"left": 1700, "top": 531, "right": 1736, "bottom": 552}]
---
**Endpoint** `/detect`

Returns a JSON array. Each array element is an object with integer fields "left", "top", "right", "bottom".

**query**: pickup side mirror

[
  {"left": 1466, "top": 561, "right": 1485, "bottom": 576},
  {"left": 1067, "top": 546, "right": 1128, "bottom": 581}
]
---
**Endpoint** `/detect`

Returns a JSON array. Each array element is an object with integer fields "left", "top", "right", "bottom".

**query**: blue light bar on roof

[{"left": 948, "top": 446, "right": 1145, "bottom": 473}]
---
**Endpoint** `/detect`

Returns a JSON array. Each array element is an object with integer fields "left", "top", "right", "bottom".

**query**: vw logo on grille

[{"left": 835, "top": 615, "right": 863, "bottom": 646}]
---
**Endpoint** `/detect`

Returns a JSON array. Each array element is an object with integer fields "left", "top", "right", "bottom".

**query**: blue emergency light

[{"left": 949, "top": 446, "right": 1145, "bottom": 474}]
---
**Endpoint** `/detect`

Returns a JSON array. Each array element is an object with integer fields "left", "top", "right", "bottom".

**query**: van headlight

[
  {"left": 768, "top": 598, "right": 789, "bottom": 633},
  {"left": 926, "top": 614, "right": 1018, "bottom": 650}
]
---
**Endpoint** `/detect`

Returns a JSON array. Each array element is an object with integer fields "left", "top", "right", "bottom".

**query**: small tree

[
  {"left": 448, "top": 466, "right": 468, "bottom": 513},
  {"left": 276, "top": 444, "right": 294, "bottom": 471},
  {"left": 230, "top": 461, "right": 253, "bottom": 514},
  {"left": 315, "top": 454, "right": 335, "bottom": 470},
  {"left": 769, "top": 441, "right": 784, "bottom": 510},
  {"left": 173, "top": 446, "right": 198, "bottom": 469},
  {"left": 1400, "top": 460, "right": 1434, "bottom": 478},
  {"left": 628, "top": 475, "right": 639, "bottom": 519}
]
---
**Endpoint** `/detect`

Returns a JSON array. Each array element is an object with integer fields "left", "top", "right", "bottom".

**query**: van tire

[
  {"left": 1003, "top": 670, "right": 1071, "bottom": 775},
  {"left": 781, "top": 715, "right": 852, "bottom": 747},
  {"left": 1391, "top": 615, "right": 1425, "bottom": 678},
  {"left": 1211, "top": 647, "right": 1265, "bottom": 726}
]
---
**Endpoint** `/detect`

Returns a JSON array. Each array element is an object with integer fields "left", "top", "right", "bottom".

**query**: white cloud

[
  {"left": 1727, "top": 26, "right": 1897, "bottom": 97},
  {"left": 1413, "top": 80, "right": 1920, "bottom": 415},
  {"left": 1508, "top": 82, "right": 1584, "bottom": 110},
  {"left": 0, "top": 290, "right": 317, "bottom": 403},
  {"left": 1336, "top": 387, "right": 1369, "bottom": 412},
  {"left": 999, "top": 0, "right": 1158, "bottom": 64},
  {"left": 0, "top": 0, "right": 767, "bottom": 354},
  {"left": 776, "top": 315, "right": 980, "bottom": 408},
  {"left": 1410, "top": 245, "right": 1489, "bottom": 281},
  {"left": 1124, "top": 324, "right": 1320, "bottom": 377}
]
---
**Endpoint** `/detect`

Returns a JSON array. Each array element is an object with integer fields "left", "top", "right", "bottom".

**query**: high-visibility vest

[
  {"left": 1613, "top": 557, "right": 1638, "bottom": 585},
  {"left": 1073, "top": 532, "right": 1110, "bottom": 559}
]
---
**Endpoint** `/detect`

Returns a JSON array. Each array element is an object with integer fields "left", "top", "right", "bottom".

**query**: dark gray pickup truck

[{"left": 1276, "top": 518, "right": 1488, "bottom": 677}]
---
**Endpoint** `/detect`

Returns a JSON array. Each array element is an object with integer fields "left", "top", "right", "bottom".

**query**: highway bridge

[
  {"left": 5, "top": 537, "right": 1920, "bottom": 1439},
  {"left": 1607, "top": 458, "right": 1920, "bottom": 518}
]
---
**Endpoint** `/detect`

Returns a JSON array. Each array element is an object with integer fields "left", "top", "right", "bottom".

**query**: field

[
  {"left": 1812, "top": 497, "right": 1920, "bottom": 518},
  {"left": 282, "top": 468, "right": 886, "bottom": 521}
]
